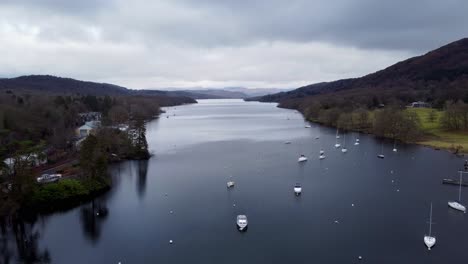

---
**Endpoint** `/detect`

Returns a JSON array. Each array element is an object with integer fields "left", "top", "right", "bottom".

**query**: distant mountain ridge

[
  {"left": 166, "top": 87, "right": 290, "bottom": 99},
  {"left": 0, "top": 75, "right": 288, "bottom": 99},
  {"left": 252, "top": 38, "right": 468, "bottom": 105}
]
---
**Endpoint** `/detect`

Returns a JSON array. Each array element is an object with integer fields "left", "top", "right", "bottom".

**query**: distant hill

[
  {"left": 164, "top": 87, "right": 290, "bottom": 99},
  {"left": 251, "top": 38, "right": 468, "bottom": 108},
  {"left": 0, "top": 75, "right": 131, "bottom": 96},
  {"left": 0, "top": 75, "right": 200, "bottom": 102},
  {"left": 223, "top": 87, "right": 290, "bottom": 97}
]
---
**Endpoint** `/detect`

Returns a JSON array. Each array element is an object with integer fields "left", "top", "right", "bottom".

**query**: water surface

[{"left": 4, "top": 99, "right": 468, "bottom": 263}]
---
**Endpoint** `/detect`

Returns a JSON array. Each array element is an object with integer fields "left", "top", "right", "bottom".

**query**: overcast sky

[{"left": 0, "top": 0, "right": 467, "bottom": 89}]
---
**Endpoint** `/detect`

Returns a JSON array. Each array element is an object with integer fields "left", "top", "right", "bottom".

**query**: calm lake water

[{"left": 3, "top": 99, "right": 468, "bottom": 263}]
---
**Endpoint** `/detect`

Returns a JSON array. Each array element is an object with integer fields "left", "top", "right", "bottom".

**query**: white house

[
  {"left": 76, "top": 121, "right": 101, "bottom": 137},
  {"left": 3, "top": 153, "right": 47, "bottom": 174}
]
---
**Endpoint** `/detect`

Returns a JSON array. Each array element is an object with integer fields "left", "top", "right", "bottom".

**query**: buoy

[
  {"left": 169, "top": 240, "right": 173, "bottom": 244},
  {"left": 351, "top": 203, "right": 354, "bottom": 207},
  {"left": 390, "top": 170, "right": 394, "bottom": 174},
  {"left": 397, "top": 189, "right": 400, "bottom": 192},
  {"left": 334, "top": 220, "right": 339, "bottom": 224},
  {"left": 233, "top": 204, "right": 236, "bottom": 207},
  {"left": 358, "top": 256, "right": 363, "bottom": 260},
  {"left": 170, "top": 210, "right": 173, "bottom": 214}
]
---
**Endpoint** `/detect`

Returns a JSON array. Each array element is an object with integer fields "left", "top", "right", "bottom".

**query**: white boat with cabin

[
  {"left": 298, "top": 155, "right": 308, "bottom": 162},
  {"left": 236, "top": 215, "right": 248, "bottom": 231},
  {"left": 294, "top": 183, "right": 302, "bottom": 195}
]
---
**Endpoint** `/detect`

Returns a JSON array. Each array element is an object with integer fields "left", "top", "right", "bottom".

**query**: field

[{"left": 407, "top": 108, "right": 468, "bottom": 152}]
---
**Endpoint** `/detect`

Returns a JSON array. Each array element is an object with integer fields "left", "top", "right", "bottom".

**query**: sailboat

[
  {"left": 424, "top": 203, "right": 436, "bottom": 250},
  {"left": 298, "top": 154, "right": 308, "bottom": 162},
  {"left": 377, "top": 142, "right": 385, "bottom": 159},
  {"left": 319, "top": 149, "right": 326, "bottom": 159},
  {"left": 354, "top": 137, "right": 360, "bottom": 146},
  {"left": 341, "top": 134, "right": 348, "bottom": 153},
  {"left": 334, "top": 129, "right": 341, "bottom": 148},
  {"left": 448, "top": 172, "right": 466, "bottom": 212},
  {"left": 393, "top": 139, "right": 398, "bottom": 152}
]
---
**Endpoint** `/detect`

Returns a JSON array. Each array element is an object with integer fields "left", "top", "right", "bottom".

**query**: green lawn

[{"left": 406, "top": 108, "right": 468, "bottom": 152}]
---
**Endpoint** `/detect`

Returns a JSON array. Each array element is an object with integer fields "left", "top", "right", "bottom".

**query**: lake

[{"left": 3, "top": 99, "right": 468, "bottom": 263}]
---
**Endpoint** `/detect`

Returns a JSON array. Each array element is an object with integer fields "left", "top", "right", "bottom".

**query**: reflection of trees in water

[
  {"left": 136, "top": 160, "right": 149, "bottom": 198},
  {"left": 79, "top": 199, "right": 109, "bottom": 244},
  {"left": 0, "top": 217, "right": 50, "bottom": 264}
]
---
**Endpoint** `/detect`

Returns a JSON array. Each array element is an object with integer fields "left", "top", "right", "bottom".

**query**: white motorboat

[
  {"left": 334, "top": 143, "right": 341, "bottom": 148},
  {"left": 227, "top": 181, "right": 235, "bottom": 188},
  {"left": 424, "top": 203, "right": 436, "bottom": 250},
  {"left": 354, "top": 138, "right": 360, "bottom": 146},
  {"left": 36, "top": 173, "right": 62, "bottom": 184},
  {"left": 236, "top": 215, "right": 248, "bottom": 231},
  {"left": 305, "top": 125, "right": 311, "bottom": 128},
  {"left": 342, "top": 148, "right": 348, "bottom": 153},
  {"left": 294, "top": 183, "right": 302, "bottom": 195},
  {"left": 319, "top": 154, "right": 326, "bottom": 160},
  {"left": 298, "top": 155, "right": 308, "bottom": 162},
  {"left": 448, "top": 171, "right": 466, "bottom": 212}
]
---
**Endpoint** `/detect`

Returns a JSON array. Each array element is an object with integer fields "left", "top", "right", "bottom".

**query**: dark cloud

[{"left": 175, "top": 0, "right": 468, "bottom": 51}]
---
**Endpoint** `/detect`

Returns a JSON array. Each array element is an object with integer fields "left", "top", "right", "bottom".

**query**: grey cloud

[{"left": 0, "top": 0, "right": 465, "bottom": 89}]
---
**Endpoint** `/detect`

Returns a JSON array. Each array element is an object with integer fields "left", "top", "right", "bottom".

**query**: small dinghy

[
  {"left": 305, "top": 125, "right": 311, "bottom": 128},
  {"left": 334, "top": 143, "right": 341, "bottom": 148},
  {"left": 227, "top": 181, "right": 235, "bottom": 188},
  {"left": 341, "top": 148, "right": 348, "bottom": 153},
  {"left": 236, "top": 215, "right": 248, "bottom": 231},
  {"left": 294, "top": 183, "right": 302, "bottom": 196},
  {"left": 298, "top": 155, "right": 308, "bottom": 162}
]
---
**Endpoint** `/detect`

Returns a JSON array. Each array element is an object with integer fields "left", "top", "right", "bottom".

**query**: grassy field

[{"left": 407, "top": 108, "right": 468, "bottom": 152}]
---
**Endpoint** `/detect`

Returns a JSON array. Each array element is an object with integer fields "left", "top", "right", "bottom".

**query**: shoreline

[{"left": 299, "top": 110, "right": 467, "bottom": 156}]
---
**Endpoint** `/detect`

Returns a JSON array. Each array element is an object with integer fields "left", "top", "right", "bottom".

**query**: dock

[{"left": 442, "top": 178, "right": 468, "bottom": 187}]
